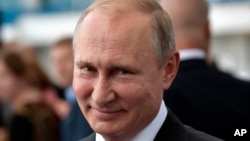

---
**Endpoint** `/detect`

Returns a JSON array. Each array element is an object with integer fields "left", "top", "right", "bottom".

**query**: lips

[{"left": 91, "top": 107, "right": 124, "bottom": 120}]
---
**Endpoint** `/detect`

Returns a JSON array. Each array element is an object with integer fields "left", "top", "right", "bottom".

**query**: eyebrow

[
  {"left": 75, "top": 60, "right": 93, "bottom": 67},
  {"left": 75, "top": 60, "right": 139, "bottom": 73},
  {"left": 109, "top": 64, "right": 133, "bottom": 70}
]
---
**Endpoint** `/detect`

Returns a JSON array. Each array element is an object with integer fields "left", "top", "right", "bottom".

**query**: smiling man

[{"left": 72, "top": 0, "right": 223, "bottom": 141}]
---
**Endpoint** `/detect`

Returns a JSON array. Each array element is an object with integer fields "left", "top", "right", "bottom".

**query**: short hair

[
  {"left": 0, "top": 49, "right": 27, "bottom": 77},
  {"left": 73, "top": 0, "right": 175, "bottom": 66},
  {"left": 51, "top": 37, "right": 73, "bottom": 49},
  {"left": 0, "top": 48, "right": 51, "bottom": 90}
]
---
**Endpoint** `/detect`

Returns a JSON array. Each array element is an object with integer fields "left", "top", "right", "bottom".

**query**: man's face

[
  {"left": 50, "top": 45, "right": 73, "bottom": 88},
  {"left": 73, "top": 10, "right": 167, "bottom": 140}
]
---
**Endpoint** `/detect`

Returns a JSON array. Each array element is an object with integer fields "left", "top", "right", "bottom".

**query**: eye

[
  {"left": 117, "top": 69, "right": 131, "bottom": 75},
  {"left": 83, "top": 66, "right": 96, "bottom": 73}
]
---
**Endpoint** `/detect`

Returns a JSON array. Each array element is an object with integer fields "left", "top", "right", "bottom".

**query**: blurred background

[{"left": 0, "top": 0, "right": 250, "bottom": 82}]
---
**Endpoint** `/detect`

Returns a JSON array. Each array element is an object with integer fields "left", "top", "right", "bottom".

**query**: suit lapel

[{"left": 154, "top": 109, "right": 189, "bottom": 141}]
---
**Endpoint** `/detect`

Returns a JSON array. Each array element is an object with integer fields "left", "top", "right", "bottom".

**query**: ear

[
  {"left": 162, "top": 51, "right": 180, "bottom": 90},
  {"left": 203, "top": 20, "right": 210, "bottom": 53}
]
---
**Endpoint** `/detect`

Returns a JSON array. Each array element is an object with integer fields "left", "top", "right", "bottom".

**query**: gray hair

[{"left": 73, "top": 0, "right": 175, "bottom": 67}]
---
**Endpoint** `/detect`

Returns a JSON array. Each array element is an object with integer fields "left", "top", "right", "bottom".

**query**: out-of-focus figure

[
  {"left": 0, "top": 42, "right": 8, "bottom": 141},
  {"left": 48, "top": 37, "right": 92, "bottom": 141},
  {"left": 0, "top": 48, "right": 60, "bottom": 141},
  {"left": 160, "top": 0, "right": 250, "bottom": 140},
  {"left": 0, "top": 127, "right": 9, "bottom": 141}
]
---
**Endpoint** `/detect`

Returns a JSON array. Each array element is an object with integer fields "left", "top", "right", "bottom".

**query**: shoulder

[
  {"left": 155, "top": 109, "right": 224, "bottom": 141},
  {"left": 184, "top": 125, "right": 224, "bottom": 141},
  {"left": 79, "top": 133, "right": 95, "bottom": 141}
]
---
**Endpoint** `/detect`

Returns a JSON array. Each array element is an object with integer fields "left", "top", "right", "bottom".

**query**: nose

[{"left": 92, "top": 76, "right": 116, "bottom": 107}]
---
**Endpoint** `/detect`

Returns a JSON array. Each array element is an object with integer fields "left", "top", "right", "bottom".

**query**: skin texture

[
  {"left": 73, "top": 9, "right": 179, "bottom": 141},
  {"left": 159, "top": 0, "right": 210, "bottom": 53}
]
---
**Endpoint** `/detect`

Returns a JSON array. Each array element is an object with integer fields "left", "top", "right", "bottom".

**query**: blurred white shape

[
  {"left": 209, "top": 2, "right": 250, "bottom": 36},
  {"left": 1, "top": 24, "right": 17, "bottom": 43},
  {"left": 15, "top": 12, "right": 81, "bottom": 46},
  {"left": 236, "top": 70, "right": 250, "bottom": 81}
]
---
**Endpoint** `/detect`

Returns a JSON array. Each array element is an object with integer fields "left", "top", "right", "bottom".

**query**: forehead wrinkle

[
  {"left": 75, "top": 8, "right": 157, "bottom": 69},
  {"left": 75, "top": 49, "right": 141, "bottom": 73},
  {"left": 75, "top": 39, "right": 153, "bottom": 72},
  {"left": 82, "top": 38, "right": 129, "bottom": 50},
  {"left": 78, "top": 9, "right": 152, "bottom": 48}
]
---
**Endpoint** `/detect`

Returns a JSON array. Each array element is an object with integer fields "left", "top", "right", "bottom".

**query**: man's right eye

[{"left": 82, "top": 66, "right": 96, "bottom": 73}]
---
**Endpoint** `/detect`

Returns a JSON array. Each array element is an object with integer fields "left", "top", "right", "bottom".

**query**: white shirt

[
  {"left": 96, "top": 100, "right": 168, "bottom": 141},
  {"left": 64, "top": 86, "right": 76, "bottom": 104},
  {"left": 179, "top": 49, "right": 206, "bottom": 61}
]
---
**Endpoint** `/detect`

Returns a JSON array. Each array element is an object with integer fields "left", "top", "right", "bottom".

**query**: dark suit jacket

[
  {"left": 80, "top": 109, "right": 223, "bottom": 141},
  {"left": 61, "top": 101, "right": 93, "bottom": 141},
  {"left": 164, "top": 59, "right": 250, "bottom": 140}
]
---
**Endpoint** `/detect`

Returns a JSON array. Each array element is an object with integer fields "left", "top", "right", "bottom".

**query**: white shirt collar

[
  {"left": 179, "top": 49, "right": 206, "bottom": 61},
  {"left": 96, "top": 100, "right": 168, "bottom": 141}
]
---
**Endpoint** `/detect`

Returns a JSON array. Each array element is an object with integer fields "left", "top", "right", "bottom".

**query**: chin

[{"left": 91, "top": 121, "right": 124, "bottom": 137}]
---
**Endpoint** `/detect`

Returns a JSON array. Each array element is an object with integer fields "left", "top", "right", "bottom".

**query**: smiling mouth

[
  {"left": 91, "top": 107, "right": 124, "bottom": 119},
  {"left": 93, "top": 107, "right": 122, "bottom": 113}
]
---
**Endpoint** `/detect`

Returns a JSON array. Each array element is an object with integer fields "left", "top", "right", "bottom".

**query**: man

[
  {"left": 72, "top": 0, "right": 222, "bottom": 141},
  {"left": 49, "top": 37, "right": 93, "bottom": 141},
  {"left": 160, "top": 0, "right": 250, "bottom": 140},
  {"left": 50, "top": 37, "right": 76, "bottom": 101}
]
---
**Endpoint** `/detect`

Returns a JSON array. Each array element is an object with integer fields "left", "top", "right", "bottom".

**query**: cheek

[
  {"left": 120, "top": 77, "right": 162, "bottom": 111},
  {"left": 66, "top": 62, "right": 74, "bottom": 72},
  {"left": 73, "top": 77, "right": 91, "bottom": 117},
  {"left": 114, "top": 81, "right": 160, "bottom": 128},
  {"left": 66, "top": 67, "right": 73, "bottom": 80},
  {"left": 114, "top": 81, "right": 151, "bottom": 110},
  {"left": 73, "top": 77, "right": 93, "bottom": 103}
]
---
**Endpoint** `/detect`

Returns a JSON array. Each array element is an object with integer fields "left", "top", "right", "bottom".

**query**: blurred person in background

[
  {"left": 0, "top": 48, "right": 60, "bottom": 141},
  {"left": 48, "top": 37, "right": 93, "bottom": 141},
  {"left": 0, "top": 102, "right": 9, "bottom": 141},
  {"left": 160, "top": 0, "right": 250, "bottom": 140},
  {"left": 0, "top": 127, "right": 9, "bottom": 141},
  {"left": 0, "top": 45, "right": 9, "bottom": 141},
  {"left": 0, "top": 36, "right": 8, "bottom": 141}
]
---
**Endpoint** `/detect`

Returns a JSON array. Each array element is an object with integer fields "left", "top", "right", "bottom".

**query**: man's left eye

[{"left": 118, "top": 69, "right": 131, "bottom": 75}]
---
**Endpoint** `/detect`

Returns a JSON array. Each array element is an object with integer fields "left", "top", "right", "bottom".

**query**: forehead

[
  {"left": 51, "top": 44, "right": 72, "bottom": 52},
  {"left": 76, "top": 9, "right": 152, "bottom": 50},
  {"left": 74, "top": 10, "right": 158, "bottom": 68},
  {"left": 51, "top": 45, "right": 73, "bottom": 56}
]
